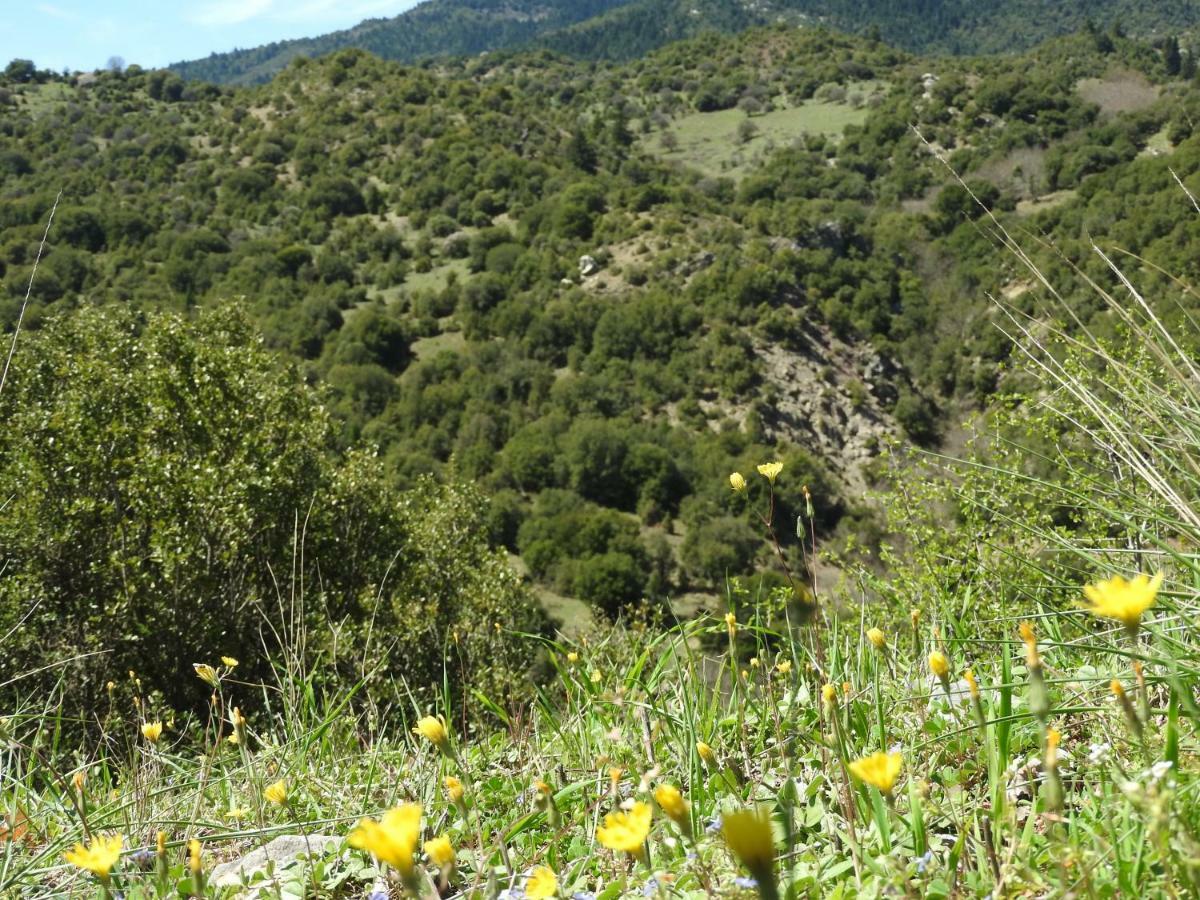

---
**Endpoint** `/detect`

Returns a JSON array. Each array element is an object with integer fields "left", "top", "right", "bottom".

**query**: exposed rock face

[
  {"left": 751, "top": 323, "right": 910, "bottom": 495},
  {"left": 578, "top": 254, "right": 600, "bottom": 276}
]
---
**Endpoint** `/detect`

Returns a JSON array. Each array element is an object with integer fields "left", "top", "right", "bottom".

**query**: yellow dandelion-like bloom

[
  {"left": 697, "top": 741, "right": 717, "bottom": 764},
  {"left": 1018, "top": 621, "right": 1036, "bottom": 645},
  {"left": 348, "top": 803, "right": 422, "bottom": 878},
  {"left": 224, "top": 807, "right": 251, "bottom": 820},
  {"left": 424, "top": 834, "right": 455, "bottom": 868},
  {"left": 193, "top": 663, "right": 219, "bottom": 687},
  {"left": 187, "top": 839, "right": 202, "bottom": 877},
  {"left": 220, "top": 656, "right": 238, "bottom": 668},
  {"left": 414, "top": 715, "right": 449, "bottom": 749},
  {"left": 443, "top": 775, "right": 465, "bottom": 804},
  {"left": 866, "top": 627, "right": 886, "bottom": 649},
  {"left": 156, "top": 832, "right": 167, "bottom": 859},
  {"left": 729, "top": 472, "right": 747, "bottom": 492},
  {"left": 928, "top": 651, "right": 949, "bottom": 680},
  {"left": 589, "top": 670, "right": 602, "bottom": 684},
  {"left": 566, "top": 652, "right": 579, "bottom": 664},
  {"left": 65, "top": 833, "right": 123, "bottom": 881},
  {"left": 526, "top": 865, "right": 558, "bottom": 899},
  {"left": 263, "top": 779, "right": 288, "bottom": 806},
  {"left": 821, "top": 683, "right": 837, "bottom": 707},
  {"left": 653, "top": 784, "right": 691, "bottom": 832},
  {"left": 776, "top": 659, "right": 792, "bottom": 675},
  {"left": 848, "top": 752, "right": 903, "bottom": 794},
  {"left": 1082, "top": 571, "right": 1163, "bottom": 628},
  {"left": 721, "top": 807, "right": 775, "bottom": 881},
  {"left": 1111, "top": 679, "right": 1125, "bottom": 698},
  {"left": 596, "top": 801, "right": 652, "bottom": 856},
  {"left": 756, "top": 461, "right": 783, "bottom": 484},
  {"left": 141, "top": 721, "right": 163, "bottom": 743},
  {"left": 725, "top": 612, "right": 737, "bottom": 635}
]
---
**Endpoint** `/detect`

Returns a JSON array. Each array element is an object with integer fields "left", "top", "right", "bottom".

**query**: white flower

[{"left": 1087, "top": 742, "right": 1111, "bottom": 764}]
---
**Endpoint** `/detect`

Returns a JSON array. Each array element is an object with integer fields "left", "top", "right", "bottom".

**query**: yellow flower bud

[
  {"left": 729, "top": 472, "right": 747, "bottom": 492},
  {"left": 928, "top": 651, "right": 950, "bottom": 680},
  {"left": 866, "top": 627, "right": 886, "bottom": 649}
]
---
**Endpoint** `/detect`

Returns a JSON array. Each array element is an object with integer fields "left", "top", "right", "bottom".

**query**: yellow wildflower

[
  {"left": 264, "top": 779, "right": 288, "bottom": 806},
  {"left": 756, "top": 461, "right": 783, "bottom": 484},
  {"left": 193, "top": 663, "right": 219, "bottom": 687},
  {"left": 187, "top": 838, "right": 202, "bottom": 877},
  {"left": 414, "top": 715, "right": 449, "bottom": 749},
  {"left": 866, "top": 627, "right": 886, "bottom": 649},
  {"left": 1111, "top": 679, "right": 1125, "bottom": 698},
  {"left": 443, "top": 775, "right": 465, "bottom": 804},
  {"left": 72, "top": 771, "right": 86, "bottom": 792},
  {"left": 589, "top": 670, "right": 602, "bottom": 684},
  {"left": 424, "top": 834, "right": 455, "bottom": 868},
  {"left": 220, "top": 656, "right": 238, "bottom": 668},
  {"left": 928, "top": 651, "right": 950, "bottom": 680},
  {"left": 725, "top": 611, "right": 737, "bottom": 635},
  {"left": 821, "top": 683, "right": 837, "bottom": 707},
  {"left": 776, "top": 659, "right": 792, "bottom": 675},
  {"left": 65, "top": 833, "right": 123, "bottom": 881},
  {"left": 596, "top": 801, "right": 652, "bottom": 857},
  {"left": 156, "top": 832, "right": 167, "bottom": 859},
  {"left": 141, "top": 721, "right": 163, "bottom": 744},
  {"left": 722, "top": 807, "right": 776, "bottom": 886},
  {"left": 654, "top": 784, "right": 691, "bottom": 833},
  {"left": 225, "top": 807, "right": 251, "bottom": 820},
  {"left": 526, "top": 865, "right": 558, "bottom": 899},
  {"left": 1046, "top": 727, "right": 1061, "bottom": 769},
  {"left": 696, "top": 741, "right": 717, "bottom": 764},
  {"left": 848, "top": 752, "right": 903, "bottom": 794},
  {"left": 566, "top": 652, "right": 579, "bottom": 664},
  {"left": 348, "top": 803, "right": 422, "bottom": 879},
  {"left": 910, "top": 608, "right": 921, "bottom": 627},
  {"left": 729, "top": 472, "right": 747, "bottom": 492},
  {"left": 1082, "top": 572, "right": 1162, "bottom": 628}
]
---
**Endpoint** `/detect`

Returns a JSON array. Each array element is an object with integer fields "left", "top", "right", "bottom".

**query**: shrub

[{"left": 0, "top": 307, "right": 543, "bottom": 724}]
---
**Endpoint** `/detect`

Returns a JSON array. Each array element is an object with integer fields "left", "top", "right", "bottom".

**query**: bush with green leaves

[{"left": 0, "top": 306, "right": 544, "bottom": 724}]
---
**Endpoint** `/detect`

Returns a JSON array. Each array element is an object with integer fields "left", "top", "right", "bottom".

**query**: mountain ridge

[{"left": 168, "top": 0, "right": 1199, "bottom": 85}]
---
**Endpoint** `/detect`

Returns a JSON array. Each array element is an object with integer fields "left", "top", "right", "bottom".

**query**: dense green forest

[
  {"left": 166, "top": 0, "right": 1200, "bottom": 86},
  {"left": 5, "top": 23, "right": 1200, "bottom": 713}
]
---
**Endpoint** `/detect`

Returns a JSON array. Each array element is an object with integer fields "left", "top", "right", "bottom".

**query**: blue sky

[{"left": 0, "top": 0, "right": 416, "bottom": 73}]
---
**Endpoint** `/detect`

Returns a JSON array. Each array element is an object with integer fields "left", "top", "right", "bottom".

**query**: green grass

[
  {"left": 644, "top": 97, "right": 872, "bottom": 180},
  {"left": 404, "top": 258, "right": 472, "bottom": 295}
]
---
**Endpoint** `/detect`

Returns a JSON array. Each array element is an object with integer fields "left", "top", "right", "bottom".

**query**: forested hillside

[
  {"left": 167, "top": 0, "right": 1200, "bottom": 85},
  {"left": 6, "top": 25, "right": 1200, "bottom": 636}
]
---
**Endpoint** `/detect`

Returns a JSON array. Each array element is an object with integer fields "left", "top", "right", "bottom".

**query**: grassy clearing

[
  {"left": 405, "top": 259, "right": 471, "bottom": 295},
  {"left": 644, "top": 98, "right": 871, "bottom": 180},
  {"left": 1076, "top": 69, "right": 1160, "bottom": 116},
  {"left": 410, "top": 330, "right": 468, "bottom": 362}
]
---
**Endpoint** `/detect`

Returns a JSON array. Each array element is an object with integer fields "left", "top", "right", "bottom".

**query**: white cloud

[
  {"left": 188, "top": 0, "right": 277, "bottom": 27},
  {"left": 274, "top": 0, "right": 403, "bottom": 23},
  {"left": 37, "top": 3, "right": 79, "bottom": 21}
]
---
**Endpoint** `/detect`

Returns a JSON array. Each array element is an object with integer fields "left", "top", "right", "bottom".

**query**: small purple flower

[
  {"left": 368, "top": 892, "right": 389, "bottom": 900},
  {"left": 706, "top": 816, "right": 723, "bottom": 834},
  {"left": 643, "top": 878, "right": 658, "bottom": 896},
  {"left": 571, "top": 893, "right": 596, "bottom": 900},
  {"left": 915, "top": 850, "right": 933, "bottom": 874},
  {"left": 734, "top": 876, "right": 759, "bottom": 890}
]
